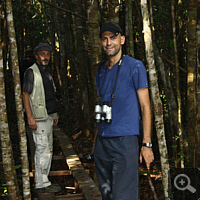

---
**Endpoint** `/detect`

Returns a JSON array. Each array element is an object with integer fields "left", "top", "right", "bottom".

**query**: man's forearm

[
  {"left": 141, "top": 104, "right": 152, "bottom": 143},
  {"left": 22, "top": 91, "right": 33, "bottom": 120},
  {"left": 22, "top": 91, "right": 37, "bottom": 130},
  {"left": 137, "top": 88, "right": 152, "bottom": 143}
]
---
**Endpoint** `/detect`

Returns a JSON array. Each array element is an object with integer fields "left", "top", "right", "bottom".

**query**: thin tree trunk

[
  {"left": 52, "top": 0, "right": 70, "bottom": 133},
  {"left": 65, "top": 0, "right": 81, "bottom": 133},
  {"left": 60, "top": 1, "right": 70, "bottom": 132},
  {"left": 140, "top": 0, "right": 171, "bottom": 199},
  {"left": 45, "top": 2, "right": 63, "bottom": 90},
  {"left": 187, "top": 0, "right": 197, "bottom": 168},
  {"left": 171, "top": 0, "right": 184, "bottom": 168},
  {"left": 87, "top": 0, "right": 101, "bottom": 69},
  {"left": 41, "top": 1, "right": 62, "bottom": 90},
  {"left": 125, "top": 0, "right": 134, "bottom": 57},
  {"left": 196, "top": 0, "right": 200, "bottom": 168},
  {"left": 0, "top": 35, "right": 20, "bottom": 200},
  {"left": 87, "top": 0, "right": 101, "bottom": 131},
  {"left": 150, "top": 0, "right": 177, "bottom": 167},
  {"left": 6, "top": 0, "right": 31, "bottom": 199},
  {"left": 108, "top": 0, "right": 119, "bottom": 23},
  {"left": 74, "top": 0, "right": 91, "bottom": 131},
  {"left": 153, "top": 43, "right": 178, "bottom": 165}
]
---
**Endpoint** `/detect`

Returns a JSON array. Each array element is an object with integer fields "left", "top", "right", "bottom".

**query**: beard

[
  {"left": 104, "top": 45, "right": 121, "bottom": 57},
  {"left": 41, "top": 59, "right": 49, "bottom": 66}
]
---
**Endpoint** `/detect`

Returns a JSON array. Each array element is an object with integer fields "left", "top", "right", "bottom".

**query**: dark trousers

[{"left": 94, "top": 135, "right": 139, "bottom": 200}]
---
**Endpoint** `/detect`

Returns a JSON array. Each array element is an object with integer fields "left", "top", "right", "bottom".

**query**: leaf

[
  {"left": 177, "top": 157, "right": 182, "bottom": 163},
  {"left": 177, "top": 152, "right": 185, "bottom": 156},
  {"left": 152, "top": 170, "right": 160, "bottom": 173},
  {"left": 72, "top": 131, "right": 82, "bottom": 140},
  {"left": 139, "top": 171, "right": 150, "bottom": 175},
  {"left": 15, "top": 165, "right": 22, "bottom": 169}
]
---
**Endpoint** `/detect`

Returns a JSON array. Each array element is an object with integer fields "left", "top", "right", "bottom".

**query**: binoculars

[{"left": 95, "top": 101, "right": 112, "bottom": 123}]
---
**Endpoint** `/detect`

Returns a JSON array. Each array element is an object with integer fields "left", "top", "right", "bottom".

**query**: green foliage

[
  {"left": 172, "top": 144, "right": 185, "bottom": 165},
  {"left": 177, "top": 152, "right": 185, "bottom": 156},
  {"left": 15, "top": 165, "right": 22, "bottom": 169},
  {"left": 1, "top": 184, "right": 8, "bottom": 197},
  {"left": 139, "top": 170, "right": 150, "bottom": 175},
  {"left": 0, "top": 165, "right": 22, "bottom": 198},
  {"left": 0, "top": 169, "right": 7, "bottom": 197},
  {"left": 177, "top": 157, "right": 182, "bottom": 164}
]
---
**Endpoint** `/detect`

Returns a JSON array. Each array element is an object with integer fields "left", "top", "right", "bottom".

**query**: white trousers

[{"left": 32, "top": 115, "right": 54, "bottom": 189}]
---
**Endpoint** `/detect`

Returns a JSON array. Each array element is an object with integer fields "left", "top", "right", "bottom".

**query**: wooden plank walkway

[
  {"left": 28, "top": 125, "right": 102, "bottom": 200},
  {"left": 54, "top": 126, "right": 102, "bottom": 200}
]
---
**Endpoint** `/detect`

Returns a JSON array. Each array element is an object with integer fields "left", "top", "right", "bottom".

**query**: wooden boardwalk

[{"left": 27, "top": 125, "right": 102, "bottom": 200}]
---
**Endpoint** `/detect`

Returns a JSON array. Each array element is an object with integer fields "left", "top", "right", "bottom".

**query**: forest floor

[{"left": 0, "top": 121, "right": 165, "bottom": 200}]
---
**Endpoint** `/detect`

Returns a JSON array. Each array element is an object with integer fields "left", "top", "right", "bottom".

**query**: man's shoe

[
  {"left": 35, "top": 184, "right": 62, "bottom": 193},
  {"left": 51, "top": 183, "right": 61, "bottom": 188},
  {"left": 85, "top": 153, "right": 94, "bottom": 162}
]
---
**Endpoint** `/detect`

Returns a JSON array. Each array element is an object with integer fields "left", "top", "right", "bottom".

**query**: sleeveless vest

[{"left": 29, "top": 64, "right": 58, "bottom": 121}]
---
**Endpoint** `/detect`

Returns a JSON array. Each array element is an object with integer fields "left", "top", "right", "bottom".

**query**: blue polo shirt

[{"left": 96, "top": 55, "right": 148, "bottom": 137}]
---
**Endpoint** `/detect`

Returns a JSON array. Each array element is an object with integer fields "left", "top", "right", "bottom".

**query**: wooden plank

[
  {"left": 54, "top": 126, "right": 102, "bottom": 200},
  {"left": 49, "top": 170, "right": 72, "bottom": 176},
  {"left": 53, "top": 155, "right": 65, "bottom": 160},
  {"left": 34, "top": 194, "right": 85, "bottom": 200},
  {"left": 56, "top": 193, "right": 85, "bottom": 200},
  {"left": 37, "top": 193, "right": 56, "bottom": 200},
  {"left": 30, "top": 170, "right": 72, "bottom": 177},
  {"left": 30, "top": 170, "right": 90, "bottom": 177}
]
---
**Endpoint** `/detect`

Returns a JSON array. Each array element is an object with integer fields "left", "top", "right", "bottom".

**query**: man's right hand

[
  {"left": 22, "top": 91, "right": 37, "bottom": 130},
  {"left": 28, "top": 117, "right": 37, "bottom": 130}
]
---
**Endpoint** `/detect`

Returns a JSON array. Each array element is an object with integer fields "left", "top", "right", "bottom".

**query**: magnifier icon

[{"left": 174, "top": 174, "right": 196, "bottom": 193}]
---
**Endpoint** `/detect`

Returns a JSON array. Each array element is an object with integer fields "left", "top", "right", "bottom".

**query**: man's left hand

[
  {"left": 53, "top": 117, "right": 58, "bottom": 126},
  {"left": 140, "top": 146, "right": 154, "bottom": 169}
]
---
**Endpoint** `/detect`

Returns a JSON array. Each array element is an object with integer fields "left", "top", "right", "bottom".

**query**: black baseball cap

[
  {"left": 99, "top": 22, "right": 123, "bottom": 38},
  {"left": 34, "top": 43, "right": 52, "bottom": 54}
]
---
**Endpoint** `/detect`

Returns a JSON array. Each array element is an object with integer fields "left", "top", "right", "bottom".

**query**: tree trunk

[
  {"left": 41, "top": 1, "right": 62, "bottom": 90},
  {"left": 0, "top": 36, "right": 20, "bottom": 200},
  {"left": 153, "top": 43, "right": 178, "bottom": 164},
  {"left": 87, "top": 0, "right": 101, "bottom": 132},
  {"left": 6, "top": 0, "right": 31, "bottom": 199},
  {"left": 140, "top": 0, "right": 171, "bottom": 199},
  {"left": 52, "top": 0, "right": 70, "bottom": 133},
  {"left": 108, "top": 0, "right": 119, "bottom": 23},
  {"left": 74, "top": 0, "right": 91, "bottom": 131},
  {"left": 125, "top": 0, "right": 134, "bottom": 57},
  {"left": 196, "top": 0, "right": 200, "bottom": 168},
  {"left": 171, "top": 0, "right": 184, "bottom": 168},
  {"left": 187, "top": 0, "right": 197, "bottom": 168},
  {"left": 87, "top": 0, "right": 101, "bottom": 70}
]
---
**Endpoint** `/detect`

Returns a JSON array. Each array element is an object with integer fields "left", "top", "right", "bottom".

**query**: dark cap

[
  {"left": 99, "top": 22, "right": 123, "bottom": 38},
  {"left": 34, "top": 43, "right": 52, "bottom": 54}
]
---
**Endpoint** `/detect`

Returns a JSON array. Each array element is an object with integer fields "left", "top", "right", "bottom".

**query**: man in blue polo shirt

[{"left": 94, "top": 22, "right": 154, "bottom": 200}]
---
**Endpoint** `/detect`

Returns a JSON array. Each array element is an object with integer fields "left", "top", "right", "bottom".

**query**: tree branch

[{"left": 39, "top": 0, "right": 87, "bottom": 21}]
